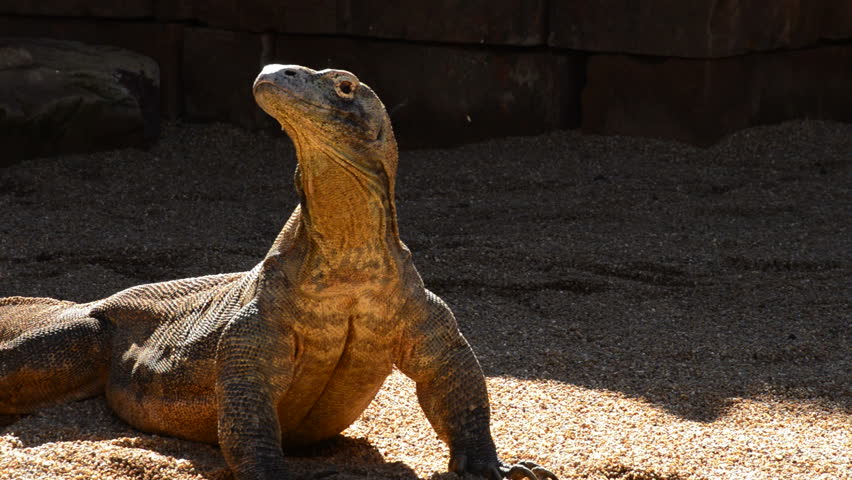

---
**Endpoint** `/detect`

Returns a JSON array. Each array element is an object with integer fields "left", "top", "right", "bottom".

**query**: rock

[
  {"left": 0, "top": 46, "right": 32, "bottom": 69},
  {"left": 341, "top": 0, "right": 546, "bottom": 45},
  {"left": 182, "top": 27, "right": 582, "bottom": 146},
  {"left": 0, "top": 0, "right": 151, "bottom": 17},
  {"left": 822, "top": 1, "right": 852, "bottom": 39},
  {"left": 582, "top": 46, "right": 852, "bottom": 145},
  {"left": 159, "top": 0, "right": 338, "bottom": 34},
  {"left": 0, "top": 38, "right": 160, "bottom": 163},
  {"left": 0, "top": 18, "right": 183, "bottom": 118},
  {"left": 549, "top": 0, "right": 831, "bottom": 58},
  {"left": 160, "top": 0, "right": 545, "bottom": 44}
]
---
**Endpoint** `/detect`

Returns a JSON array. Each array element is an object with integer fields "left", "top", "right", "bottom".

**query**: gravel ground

[{"left": 0, "top": 120, "right": 850, "bottom": 479}]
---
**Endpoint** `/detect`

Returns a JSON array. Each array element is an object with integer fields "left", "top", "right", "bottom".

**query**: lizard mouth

[
  {"left": 252, "top": 77, "right": 286, "bottom": 97},
  {"left": 253, "top": 82, "right": 329, "bottom": 114},
  {"left": 252, "top": 81, "right": 296, "bottom": 110}
]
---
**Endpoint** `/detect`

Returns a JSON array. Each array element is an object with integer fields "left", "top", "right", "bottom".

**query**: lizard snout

[{"left": 253, "top": 64, "right": 313, "bottom": 96}]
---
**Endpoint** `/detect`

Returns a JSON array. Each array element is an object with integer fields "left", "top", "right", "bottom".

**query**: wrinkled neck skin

[
  {"left": 296, "top": 142, "right": 397, "bottom": 252},
  {"left": 267, "top": 127, "right": 403, "bottom": 289}
]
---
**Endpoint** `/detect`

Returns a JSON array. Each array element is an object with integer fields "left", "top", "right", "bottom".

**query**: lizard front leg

[
  {"left": 216, "top": 299, "right": 295, "bottom": 479},
  {"left": 397, "top": 291, "right": 557, "bottom": 480}
]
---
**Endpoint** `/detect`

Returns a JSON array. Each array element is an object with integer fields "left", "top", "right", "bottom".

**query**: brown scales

[{"left": 0, "top": 64, "right": 557, "bottom": 480}]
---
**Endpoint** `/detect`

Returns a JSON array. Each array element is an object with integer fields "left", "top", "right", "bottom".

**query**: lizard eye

[{"left": 336, "top": 80, "right": 356, "bottom": 98}]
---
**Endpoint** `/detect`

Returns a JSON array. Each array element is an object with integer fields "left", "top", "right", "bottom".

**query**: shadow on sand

[{"left": 2, "top": 397, "right": 419, "bottom": 479}]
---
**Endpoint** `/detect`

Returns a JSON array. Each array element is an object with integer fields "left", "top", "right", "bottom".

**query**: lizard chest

[{"left": 274, "top": 294, "right": 404, "bottom": 445}]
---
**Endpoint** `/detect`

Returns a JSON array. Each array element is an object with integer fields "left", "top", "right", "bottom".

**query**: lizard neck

[{"left": 294, "top": 146, "right": 399, "bottom": 254}]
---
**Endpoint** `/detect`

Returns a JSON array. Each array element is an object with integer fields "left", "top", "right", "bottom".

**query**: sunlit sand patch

[
  {"left": 0, "top": 365, "right": 847, "bottom": 479},
  {"left": 353, "top": 371, "right": 850, "bottom": 480}
]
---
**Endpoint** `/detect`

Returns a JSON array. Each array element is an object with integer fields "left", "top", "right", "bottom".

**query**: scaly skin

[{"left": 0, "top": 65, "right": 557, "bottom": 480}]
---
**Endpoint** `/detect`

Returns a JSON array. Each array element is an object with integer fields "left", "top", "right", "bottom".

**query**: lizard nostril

[
  {"left": 284, "top": 70, "right": 296, "bottom": 77},
  {"left": 338, "top": 81, "right": 353, "bottom": 95}
]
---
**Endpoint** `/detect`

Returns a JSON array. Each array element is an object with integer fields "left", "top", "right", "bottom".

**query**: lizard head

[{"left": 252, "top": 64, "right": 398, "bottom": 183}]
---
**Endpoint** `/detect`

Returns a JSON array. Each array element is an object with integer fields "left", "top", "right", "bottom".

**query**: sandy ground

[{"left": 0, "top": 120, "right": 850, "bottom": 479}]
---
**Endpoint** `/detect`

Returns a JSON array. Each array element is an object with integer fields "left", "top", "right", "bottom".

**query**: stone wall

[{"left": 2, "top": 1, "right": 850, "bottom": 146}]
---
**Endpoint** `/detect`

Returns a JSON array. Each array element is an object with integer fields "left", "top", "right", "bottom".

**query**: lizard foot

[{"left": 450, "top": 455, "right": 558, "bottom": 480}]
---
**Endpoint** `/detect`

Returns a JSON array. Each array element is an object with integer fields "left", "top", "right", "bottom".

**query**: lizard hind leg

[{"left": 0, "top": 297, "right": 112, "bottom": 414}]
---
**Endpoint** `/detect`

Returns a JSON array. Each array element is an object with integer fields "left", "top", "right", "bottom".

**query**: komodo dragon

[{"left": 0, "top": 64, "right": 557, "bottom": 480}]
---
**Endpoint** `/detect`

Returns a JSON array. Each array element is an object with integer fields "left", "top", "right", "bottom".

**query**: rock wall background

[{"left": 1, "top": 1, "right": 851, "bottom": 149}]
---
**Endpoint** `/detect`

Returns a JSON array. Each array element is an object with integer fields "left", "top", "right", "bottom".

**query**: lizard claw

[
  {"left": 518, "top": 461, "right": 558, "bottom": 480},
  {"left": 449, "top": 454, "right": 558, "bottom": 479},
  {"left": 501, "top": 463, "right": 537, "bottom": 480},
  {"left": 498, "top": 461, "right": 558, "bottom": 480}
]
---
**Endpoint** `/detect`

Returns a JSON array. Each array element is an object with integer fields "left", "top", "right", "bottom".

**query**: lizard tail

[{"left": 0, "top": 296, "right": 111, "bottom": 414}]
